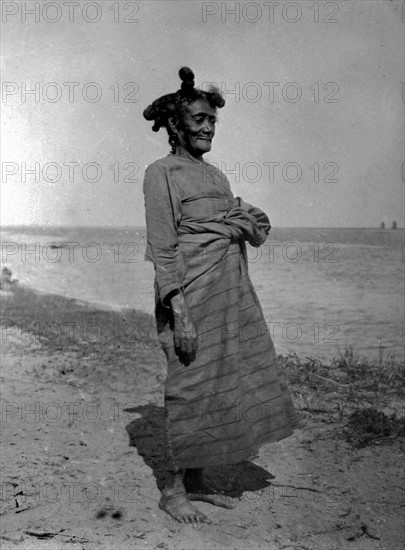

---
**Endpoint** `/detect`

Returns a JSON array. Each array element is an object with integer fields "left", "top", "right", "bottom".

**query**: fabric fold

[{"left": 177, "top": 196, "right": 271, "bottom": 248}]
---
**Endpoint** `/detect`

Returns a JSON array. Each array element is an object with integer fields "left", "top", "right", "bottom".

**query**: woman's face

[{"left": 174, "top": 99, "right": 217, "bottom": 158}]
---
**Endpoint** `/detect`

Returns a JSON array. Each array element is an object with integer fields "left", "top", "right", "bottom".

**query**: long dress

[{"left": 143, "top": 153, "right": 297, "bottom": 471}]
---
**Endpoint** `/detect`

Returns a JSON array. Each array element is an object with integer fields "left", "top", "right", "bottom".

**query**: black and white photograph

[{"left": 1, "top": 1, "right": 404, "bottom": 548}]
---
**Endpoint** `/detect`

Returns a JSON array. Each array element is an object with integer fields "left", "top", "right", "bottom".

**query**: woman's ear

[{"left": 168, "top": 116, "right": 178, "bottom": 134}]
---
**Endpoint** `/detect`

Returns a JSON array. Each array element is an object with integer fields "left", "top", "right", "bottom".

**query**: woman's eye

[{"left": 193, "top": 115, "right": 216, "bottom": 124}]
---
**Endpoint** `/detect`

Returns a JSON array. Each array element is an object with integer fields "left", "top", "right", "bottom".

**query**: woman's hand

[{"left": 170, "top": 291, "right": 198, "bottom": 365}]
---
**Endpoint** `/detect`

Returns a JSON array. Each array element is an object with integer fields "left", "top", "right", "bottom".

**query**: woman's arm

[
  {"left": 143, "top": 163, "right": 198, "bottom": 362},
  {"left": 143, "top": 163, "right": 184, "bottom": 304}
]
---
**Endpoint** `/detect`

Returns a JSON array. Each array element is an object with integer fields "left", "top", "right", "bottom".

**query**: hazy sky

[{"left": 1, "top": 0, "right": 404, "bottom": 227}]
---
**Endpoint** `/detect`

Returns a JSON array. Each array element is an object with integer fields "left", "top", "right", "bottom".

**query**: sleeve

[
  {"left": 234, "top": 197, "right": 271, "bottom": 246},
  {"left": 143, "top": 163, "right": 184, "bottom": 306}
]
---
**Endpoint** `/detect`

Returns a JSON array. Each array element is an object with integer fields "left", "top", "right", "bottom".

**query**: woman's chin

[{"left": 197, "top": 142, "right": 212, "bottom": 155}]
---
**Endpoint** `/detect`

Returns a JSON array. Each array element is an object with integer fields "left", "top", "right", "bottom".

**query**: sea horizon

[{"left": 1, "top": 224, "right": 404, "bottom": 230}]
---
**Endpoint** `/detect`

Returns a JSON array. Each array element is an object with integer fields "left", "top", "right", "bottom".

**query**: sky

[{"left": 1, "top": 0, "right": 404, "bottom": 227}]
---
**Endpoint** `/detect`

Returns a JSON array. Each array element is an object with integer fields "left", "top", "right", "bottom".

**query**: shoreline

[
  {"left": 1, "top": 226, "right": 403, "bottom": 364},
  {"left": 2, "top": 283, "right": 404, "bottom": 371},
  {"left": 2, "top": 283, "right": 127, "bottom": 313}
]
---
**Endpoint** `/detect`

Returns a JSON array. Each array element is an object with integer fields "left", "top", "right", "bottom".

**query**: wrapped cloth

[{"left": 144, "top": 154, "right": 297, "bottom": 470}]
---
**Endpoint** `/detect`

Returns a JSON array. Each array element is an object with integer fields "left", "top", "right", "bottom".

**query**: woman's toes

[{"left": 199, "top": 512, "right": 211, "bottom": 524}]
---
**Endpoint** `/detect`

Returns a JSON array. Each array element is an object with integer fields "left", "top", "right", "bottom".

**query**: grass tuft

[{"left": 344, "top": 408, "right": 405, "bottom": 448}]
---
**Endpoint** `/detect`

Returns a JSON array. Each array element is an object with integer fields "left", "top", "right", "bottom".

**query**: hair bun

[
  {"left": 179, "top": 66, "right": 195, "bottom": 92},
  {"left": 143, "top": 104, "right": 155, "bottom": 121},
  {"left": 179, "top": 66, "right": 194, "bottom": 82}
]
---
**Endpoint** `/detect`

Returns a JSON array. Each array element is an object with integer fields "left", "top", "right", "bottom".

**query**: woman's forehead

[{"left": 185, "top": 99, "right": 216, "bottom": 116}]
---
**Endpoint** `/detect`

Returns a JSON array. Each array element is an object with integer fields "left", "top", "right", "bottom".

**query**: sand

[{"left": 1, "top": 285, "right": 404, "bottom": 550}]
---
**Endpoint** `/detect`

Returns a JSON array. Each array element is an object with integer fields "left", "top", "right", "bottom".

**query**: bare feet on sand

[
  {"left": 159, "top": 469, "right": 236, "bottom": 523},
  {"left": 159, "top": 491, "right": 211, "bottom": 524},
  {"left": 184, "top": 468, "right": 237, "bottom": 509},
  {"left": 159, "top": 470, "right": 211, "bottom": 524}
]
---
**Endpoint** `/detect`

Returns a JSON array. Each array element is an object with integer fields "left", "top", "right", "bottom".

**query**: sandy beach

[{"left": 1, "top": 284, "right": 404, "bottom": 550}]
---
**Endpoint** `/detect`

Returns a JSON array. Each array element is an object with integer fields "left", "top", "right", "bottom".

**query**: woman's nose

[{"left": 203, "top": 120, "right": 214, "bottom": 133}]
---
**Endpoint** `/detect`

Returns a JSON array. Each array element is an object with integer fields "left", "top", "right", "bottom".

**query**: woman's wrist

[
  {"left": 163, "top": 288, "right": 181, "bottom": 308},
  {"left": 169, "top": 290, "right": 188, "bottom": 316}
]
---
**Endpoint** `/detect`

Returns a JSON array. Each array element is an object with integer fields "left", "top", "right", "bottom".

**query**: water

[{"left": 1, "top": 226, "right": 403, "bottom": 363}]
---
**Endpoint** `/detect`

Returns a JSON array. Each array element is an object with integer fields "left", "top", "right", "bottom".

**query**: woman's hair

[{"left": 143, "top": 67, "right": 225, "bottom": 150}]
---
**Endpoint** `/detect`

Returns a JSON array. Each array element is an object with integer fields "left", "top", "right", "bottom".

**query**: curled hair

[{"left": 143, "top": 67, "right": 225, "bottom": 144}]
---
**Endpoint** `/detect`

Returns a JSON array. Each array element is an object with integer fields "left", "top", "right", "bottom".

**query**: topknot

[{"left": 179, "top": 66, "right": 195, "bottom": 93}]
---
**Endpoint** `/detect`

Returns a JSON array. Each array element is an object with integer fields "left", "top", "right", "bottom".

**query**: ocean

[{"left": 1, "top": 226, "right": 404, "bottom": 364}]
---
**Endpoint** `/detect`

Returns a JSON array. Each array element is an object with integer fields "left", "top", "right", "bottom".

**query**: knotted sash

[{"left": 177, "top": 197, "right": 271, "bottom": 247}]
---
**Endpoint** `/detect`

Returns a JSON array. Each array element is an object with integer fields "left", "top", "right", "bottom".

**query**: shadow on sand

[{"left": 125, "top": 404, "right": 275, "bottom": 498}]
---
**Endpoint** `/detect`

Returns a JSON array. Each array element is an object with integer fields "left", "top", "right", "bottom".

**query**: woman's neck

[{"left": 173, "top": 144, "right": 204, "bottom": 163}]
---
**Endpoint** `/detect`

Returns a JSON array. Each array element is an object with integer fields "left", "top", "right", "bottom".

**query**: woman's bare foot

[
  {"left": 184, "top": 468, "right": 237, "bottom": 509},
  {"left": 159, "top": 491, "right": 211, "bottom": 524},
  {"left": 159, "top": 470, "right": 211, "bottom": 524}
]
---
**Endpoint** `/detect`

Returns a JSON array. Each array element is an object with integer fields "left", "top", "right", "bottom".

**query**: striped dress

[{"left": 143, "top": 153, "right": 297, "bottom": 471}]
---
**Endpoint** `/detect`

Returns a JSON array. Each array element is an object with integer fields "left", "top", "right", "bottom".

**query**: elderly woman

[{"left": 143, "top": 67, "right": 297, "bottom": 524}]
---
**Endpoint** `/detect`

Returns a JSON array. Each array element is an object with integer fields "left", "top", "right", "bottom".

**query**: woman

[{"left": 143, "top": 67, "right": 297, "bottom": 524}]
